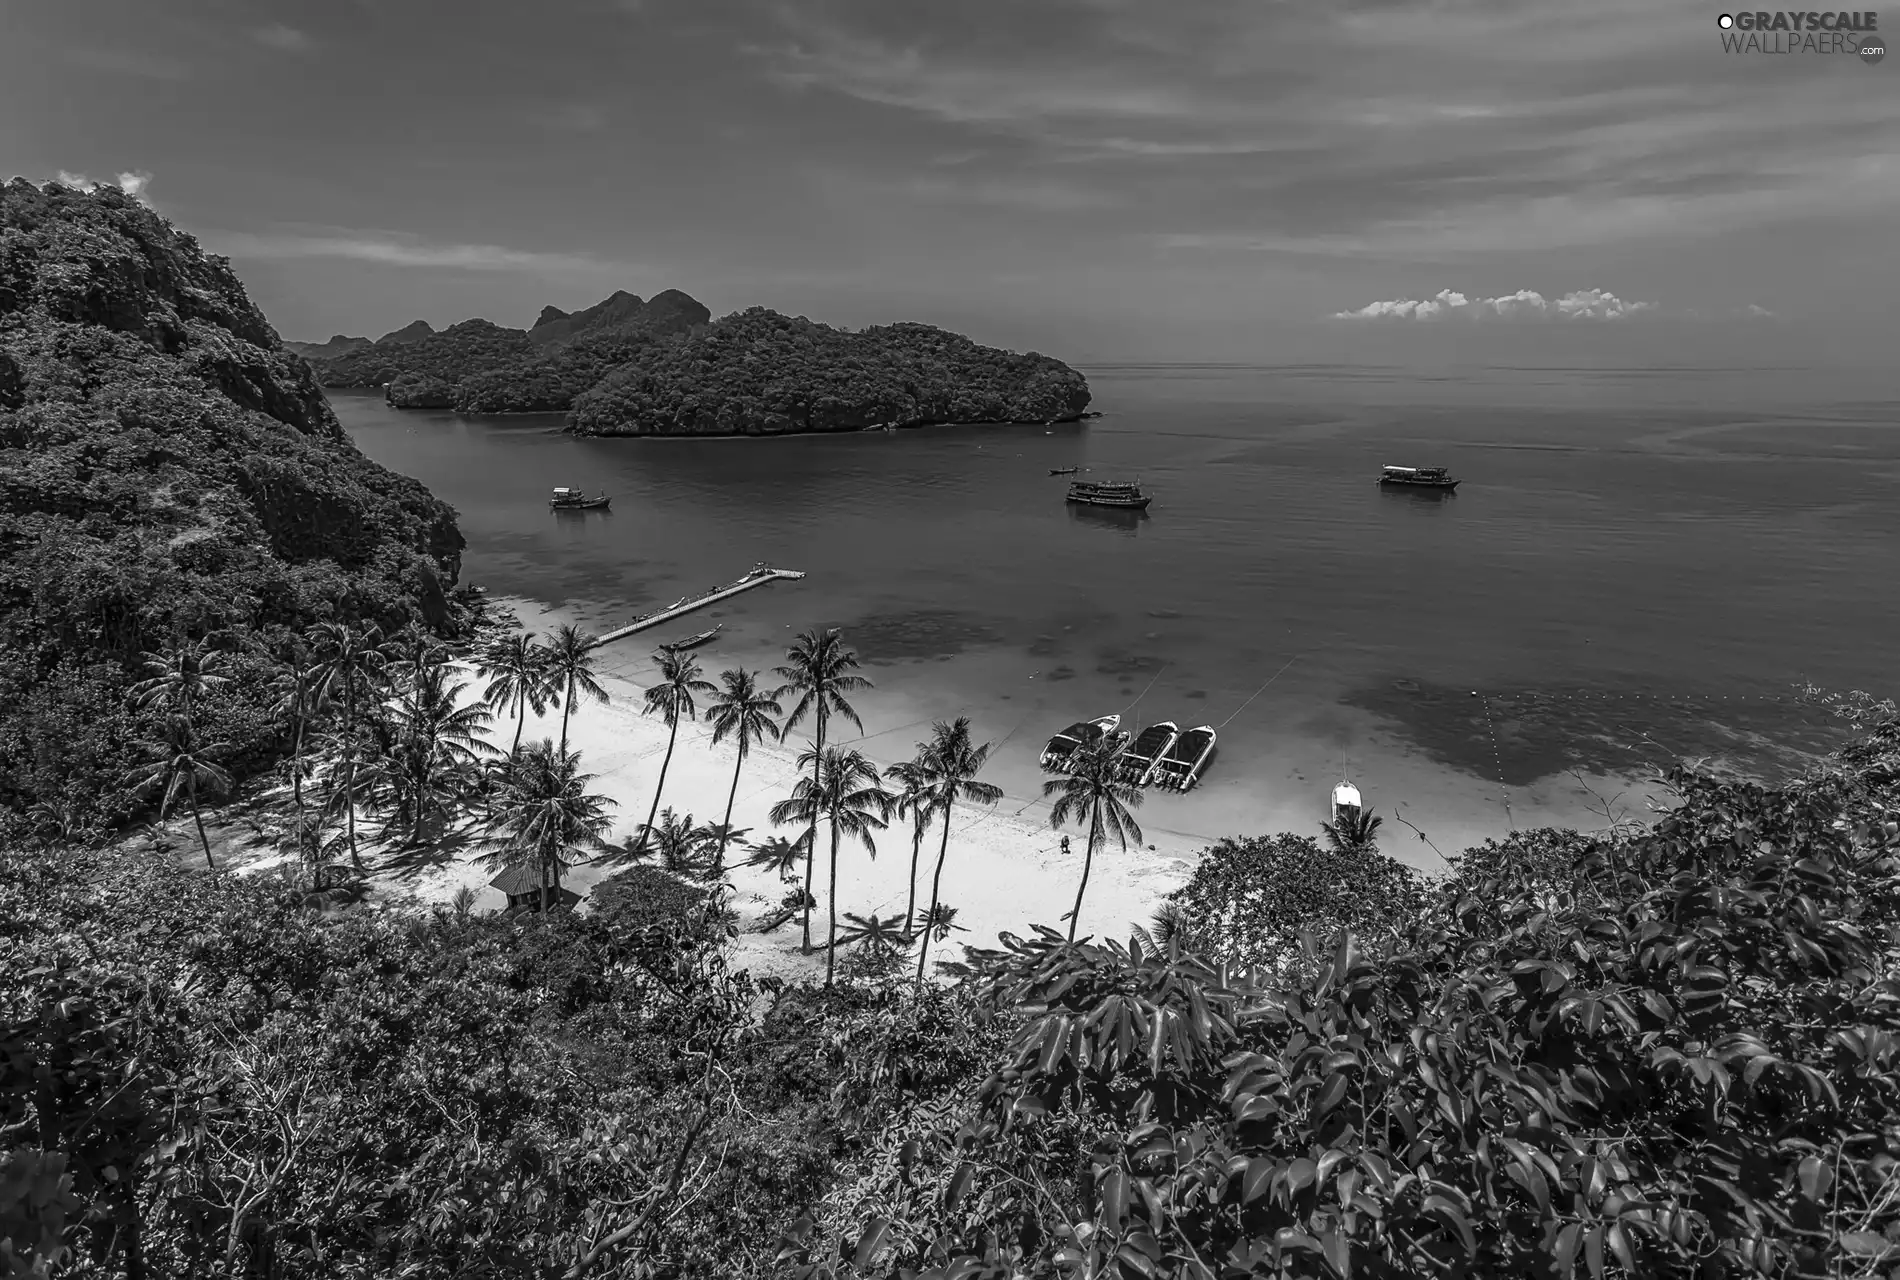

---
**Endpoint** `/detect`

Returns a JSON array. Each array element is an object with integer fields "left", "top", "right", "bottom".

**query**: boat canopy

[
  {"left": 1382, "top": 465, "right": 1445, "bottom": 476},
  {"left": 552, "top": 486, "right": 576, "bottom": 495},
  {"left": 1333, "top": 781, "right": 1362, "bottom": 808}
]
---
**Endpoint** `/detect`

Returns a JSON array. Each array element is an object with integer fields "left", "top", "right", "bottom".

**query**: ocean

[{"left": 331, "top": 364, "right": 1900, "bottom": 868}]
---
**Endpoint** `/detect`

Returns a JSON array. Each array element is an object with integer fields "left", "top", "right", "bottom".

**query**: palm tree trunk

[
  {"left": 801, "top": 711, "right": 826, "bottom": 953},
  {"left": 291, "top": 696, "right": 305, "bottom": 815},
  {"left": 511, "top": 686, "right": 527, "bottom": 757},
  {"left": 540, "top": 849, "right": 551, "bottom": 917},
  {"left": 640, "top": 715, "right": 680, "bottom": 855},
  {"left": 824, "top": 818, "right": 841, "bottom": 989},
  {"left": 1067, "top": 807, "right": 1102, "bottom": 943},
  {"left": 904, "top": 818, "right": 924, "bottom": 932},
  {"left": 560, "top": 673, "right": 575, "bottom": 755},
  {"left": 189, "top": 777, "right": 215, "bottom": 870},
  {"left": 346, "top": 767, "right": 362, "bottom": 874},
  {"left": 718, "top": 747, "right": 743, "bottom": 873},
  {"left": 917, "top": 804, "right": 954, "bottom": 992}
]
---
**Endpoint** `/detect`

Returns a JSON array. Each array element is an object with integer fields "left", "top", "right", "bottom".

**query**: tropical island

[
  {"left": 302, "top": 291, "right": 1094, "bottom": 433},
  {"left": 5, "top": 180, "right": 1899, "bottom": 1279}
]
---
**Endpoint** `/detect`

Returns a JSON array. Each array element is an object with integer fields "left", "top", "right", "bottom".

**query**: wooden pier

[{"left": 589, "top": 564, "right": 807, "bottom": 650}]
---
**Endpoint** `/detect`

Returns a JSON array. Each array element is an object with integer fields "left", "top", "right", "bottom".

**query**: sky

[{"left": 4, "top": 0, "right": 1896, "bottom": 365}]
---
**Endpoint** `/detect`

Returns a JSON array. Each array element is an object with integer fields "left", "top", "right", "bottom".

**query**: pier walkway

[{"left": 589, "top": 564, "right": 807, "bottom": 650}]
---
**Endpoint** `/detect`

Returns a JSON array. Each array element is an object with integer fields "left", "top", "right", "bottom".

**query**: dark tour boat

[
  {"left": 1377, "top": 465, "right": 1459, "bottom": 491},
  {"left": 1039, "top": 714, "right": 1124, "bottom": 770},
  {"left": 1049, "top": 466, "right": 1081, "bottom": 475},
  {"left": 1119, "top": 721, "right": 1180, "bottom": 786},
  {"left": 1150, "top": 726, "right": 1217, "bottom": 792},
  {"left": 1066, "top": 479, "right": 1152, "bottom": 510},
  {"left": 550, "top": 486, "right": 611, "bottom": 510}
]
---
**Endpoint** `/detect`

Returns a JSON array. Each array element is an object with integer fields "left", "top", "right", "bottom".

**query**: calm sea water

[{"left": 332, "top": 365, "right": 1900, "bottom": 857}]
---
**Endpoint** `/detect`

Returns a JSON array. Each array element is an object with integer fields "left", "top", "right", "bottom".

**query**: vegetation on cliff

[
  {"left": 0, "top": 178, "right": 466, "bottom": 835},
  {"left": 310, "top": 318, "right": 535, "bottom": 394},
  {"left": 569, "top": 308, "right": 1093, "bottom": 436}
]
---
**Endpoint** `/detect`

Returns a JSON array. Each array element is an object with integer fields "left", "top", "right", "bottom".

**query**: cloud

[
  {"left": 1744, "top": 303, "right": 1776, "bottom": 318},
  {"left": 253, "top": 25, "right": 316, "bottom": 53},
  {"left": 206, "top": 228, "right": 630, "bottom": 275},
  {"left": 1330, "top": 288, "right": 1655, "bottom": 321},
  {"left": 49, "top": 171, "right": 156, "bottom": 205}
]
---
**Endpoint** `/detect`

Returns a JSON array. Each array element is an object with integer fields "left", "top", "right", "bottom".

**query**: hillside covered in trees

[
  {"left": 0, "top": 178, "right": 467, "bottom": 833},
  {"left": 569, "top": 308, "right": 1094, "bottom": 435},
  {"left": 305, "top": 289, "right": 713, "bottom": 411}
]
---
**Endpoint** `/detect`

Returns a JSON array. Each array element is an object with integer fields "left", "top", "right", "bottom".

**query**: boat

[
  {"left": 661, "top": 624, "right": 722, "bottom": 651},
  {"left": 1119, "top": 721, "right": 1180, "bottom": 785},
  {"left": 1377, "top": 465, "right": 1459, "bottom": 491},
  {"left": 1151, "top": 726, "right": 1217, "bottom": 791},
  {"left": 1066, "top": 480, "right": 1152, "bottom": 510},
  {"left": 1332, "top": 780, "right": 1363, "bottom": 826},
  {"left": 1049, "top": 467, "right": 1081, "bottom": 476},
  {"left": 550, "top": 486, "right": 611, "bottom": 510},
  {"left": 1039, "top": 714, "right": 1123, "bottom": 769}
]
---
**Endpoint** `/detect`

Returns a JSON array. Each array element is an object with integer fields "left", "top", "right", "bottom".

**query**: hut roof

[{"left": 489, "top": 860, "right": 570, "bottom": 896}]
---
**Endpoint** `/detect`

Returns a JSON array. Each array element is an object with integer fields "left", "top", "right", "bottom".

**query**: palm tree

[
  {"left": 263, "top": 641, "right": 324, "bottom": 816},
  {"left": 633, "top": 807, "right": 712, "bottom": 879},
  {"left": 128, "top": 635, "right": 232, "bottom": 728},
  {"left": 544, "top": 624, "right": 609, "bottom": 756},
  {"left": 485, "top": 738, "right": 617, "bottom": 914},
  {"left": 125, "top": 719, "right": 234, "bottom": 869},
  {"left": 318, "top": 725, "right": 390, "bottom": 874},
  {"left": 744, "top": 832, "right": 810, "bottom": 882},
  {"left": 836, "top": 911, "right": 912, "bottom": 980},
  {"left": 771, "top": 746, "right": 889, "bottom": 988},
  {"left": 914, "top": 718, "right": 1002, "bottom": 991},
  {"left": 1320, "top": 807, "right": 1384, "bottom": 854},
  {"left": 771, "top": 629, "right": 873, "bottom": 951},
  {"left": 1129, "top": 900, "right": 1194, "bottom": 958},
  {"left": 704, "top": 668, "right": 782, "bottom": 873},
  {"left": 382, "top": 666, "right": 496, "bottom": 843},
  {"left": 884, "top": 750, "right": 940, "bottom": 934},
  {"left": 305, "top": 621, "right": 392, "bottom": 749},
  {"left": 388, "top": 622, "right": 451, "bottom": 722},
  {"left": 1042, "top": 739, "right": 1145, "bottom": 944},
  {"left": 475, "top": 631, "right": 554, "bottom": 759},
  {"left": 635, "top": 648, "right": 718, "bottom": 857}
]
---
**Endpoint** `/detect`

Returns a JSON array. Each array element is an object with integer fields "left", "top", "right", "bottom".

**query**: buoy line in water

[{"left": 1216, "top": 654, "right": 1302, "bottom": 730}]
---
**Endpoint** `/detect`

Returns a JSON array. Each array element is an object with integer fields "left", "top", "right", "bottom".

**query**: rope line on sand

[
  {"left": 1217, "top": 654, "right": 1301, "bottom": 730},
  {"left": 1121, "top": 662, "right": 1170, "bottom": 720}
]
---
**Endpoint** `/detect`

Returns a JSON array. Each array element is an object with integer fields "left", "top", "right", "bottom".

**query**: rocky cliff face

[
  {"left": 525, "top": 288, "right": 711, "bottom": 346},
  {"left": 285, "top": 333, "right": 372, "bottom": 359},
  {"left": 0, "top": 178, "right": 466, "bottom": 821}
]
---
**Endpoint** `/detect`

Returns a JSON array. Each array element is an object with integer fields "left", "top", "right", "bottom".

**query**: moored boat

[
  {"left": 1066, "top": 479, "right": 1152, "bottom": 510},
  {"left": 1119, "top": 721, "right": 1180, "bottom": 785},
  {"left": 1049, "top": 466, "right": 1080, "bottom": 475},
  {"left": 1151, "top": 726, "right": 1216, "bottom": 791},
  {"left": 1378, "top": 465, "right": 1459, "bottom": 490},
  {"left": 1332, "top": 780, "right": 1363, "bottom": 826},
  {"left": 1039, "top": 714, "right": 1123, "bottom": 769},
  {"left": 660, "top": 623, "right": 722, "bottom": 651},
  {"left": 550, "top": 486, "right": 611, "bottom": 509}
]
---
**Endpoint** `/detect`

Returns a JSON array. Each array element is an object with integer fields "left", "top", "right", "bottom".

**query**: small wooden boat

[
  {"left": 1049, "top": 467, "right": 1081, "bottom": 475},
  {"left": 1067, "top": 480, "right": 1152, "bottom": 510},
  {"left": 1120, "top": 721, "right": 1180, "bottom": 785},
  {"left": 1332, "top": 780, "right": 1363, "bottom": 825},
  {"left": 1152, "top": 726, "right": 1217, "bottom": 791},
  {"left": 1039, "top": 714, "right": 1123, "bottom": 769},
  {"left": 550, "top": 486, "right": 611, "bottom": 510},
  {"left": 1378, "top": 465, "right": 1459, "bottom": 491},
  {"left": 661, "top": 624, "right": 721, "bottom": 651}
]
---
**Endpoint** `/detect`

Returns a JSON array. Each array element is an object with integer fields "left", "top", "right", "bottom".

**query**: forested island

[
  {"left": 303, "top": 292, "right": 1093, "bottom": 433},
  {"left": 6, "top": 180, "right": 1900, "bottom": 1280}
]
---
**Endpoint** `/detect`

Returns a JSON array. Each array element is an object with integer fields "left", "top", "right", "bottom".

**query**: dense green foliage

[
  {"left": 570, "top": 308, "right": 1093, "bottom": 436},
  {"left": 0, "top": 180, "right": 466, "bottom": 835},
  {"left": 783, "top": 723, "right": 1900, "bottom": 1280},
  {"left": 451, "top": 323, "right": 679, "bottom": 414},
  {"left": 312, "top": 319, "right": 534, "bottom": 394}
]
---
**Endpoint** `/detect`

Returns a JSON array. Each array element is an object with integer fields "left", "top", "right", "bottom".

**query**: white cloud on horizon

[
  {"left": 49, "top": 171, "right": 155, "bottom": 204},
  {"left": 207, "top": 228, "right": 630, "bottom": 275},
  {"left": 1331, "top": 288, "right": 1655, "bottom": 321}
]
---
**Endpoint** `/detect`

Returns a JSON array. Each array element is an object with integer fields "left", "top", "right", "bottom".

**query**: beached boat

[
  {"left": 1049, "top": 466, "right": 1080, "bottom": 475},
  {"left": 1119, "top": 721, "right": 1180, "bottom": 785},
  {"left": 660, "top": 624, "right": 722, "bottom": 651},
  {"left": 1039, "top": 714, "right": 1123, "bottom": 770},
  {"left": 1067, "top": 479, "right": 1152, "bottom": 510},
  {"left": 550, "top": 486, "right": 611, "bottom": 510},
  {"left": 1151, "top": 726, "right": 1217, "bottom": 791},
  {"left": 1332, "top": 780, "right": 1363, "bottom": 825},
  {"left": 1378, "top": 465, "right": 1459, "bottom": 491}
]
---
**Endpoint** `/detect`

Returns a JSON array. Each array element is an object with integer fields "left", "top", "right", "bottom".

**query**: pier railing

[{"left": 589, "top": 564, "right": 806, "bottom": 649}]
